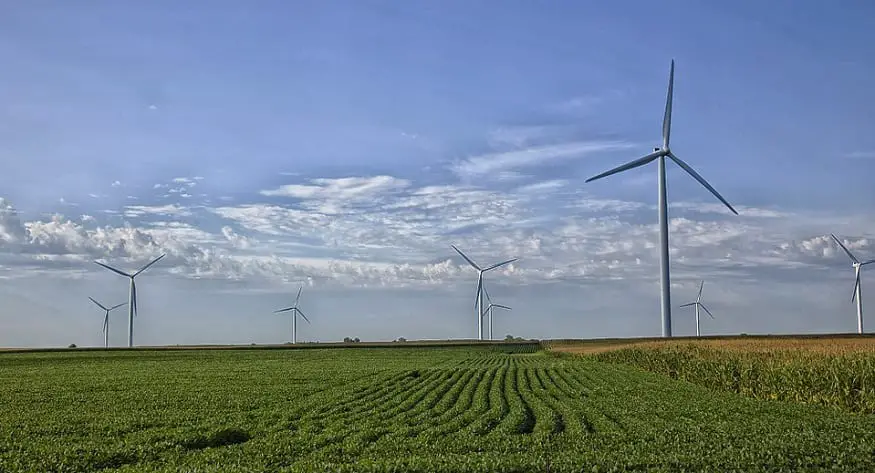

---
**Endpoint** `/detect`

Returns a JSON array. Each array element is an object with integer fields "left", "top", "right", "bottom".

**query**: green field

[{"left": 2, "top": 343, "right": 875, "bottom": 472}]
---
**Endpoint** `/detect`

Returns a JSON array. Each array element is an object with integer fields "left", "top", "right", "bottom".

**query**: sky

[{"left": 1, "top": 1, "right": 875, "bottom": 348}]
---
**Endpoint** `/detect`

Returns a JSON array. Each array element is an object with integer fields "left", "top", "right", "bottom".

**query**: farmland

[
  {"left": 2, "top": 343, "right": 875, "bottom": 472},
  {"left": 586, "top": 336, "right": 875, "bottom": 415}
]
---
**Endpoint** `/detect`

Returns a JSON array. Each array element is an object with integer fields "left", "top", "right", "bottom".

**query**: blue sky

[{"left": 1, "top": 1, "right": 874, "bottom": 347}]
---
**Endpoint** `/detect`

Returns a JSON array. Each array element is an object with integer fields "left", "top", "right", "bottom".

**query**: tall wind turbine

[
  {"left": 585, "top": 60, "right": 738, "bottom": 338},
  {"left": 679, "top": 280, "right": 714, "bottom": 337},
  {"left": 481, "top": 285, "right": 511, "bottom": 340},
  {"left": 831, "top": 234, "right": 875, "bottom": 334},
  {"left": 451, "top": 245, "right": 517, "bottom": 340},
  {"left": 274, "top": 285, "right": 310, "bottom": 344},
  {"left": 93, "top": 254, "right": 165, "bottom": 347},
  {"left": 88, "top": 297, "right": 127, "bottom": 348}
]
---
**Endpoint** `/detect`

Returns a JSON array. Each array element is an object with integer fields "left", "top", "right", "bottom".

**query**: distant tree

[
  {"left": 353, "top": 337, "right": 361, "bottom": 343},
  {"left": 68, "top": 343, "right": 77, "bottom": 349},
  {"left": 395, "top": 337, "right": 407, "bottom": 343},
  {"left": 504, "top": 335, "right": 515, "bottom": 341},
  {"left": 343, "top": 337, "right": 353, "bottom": 343}
]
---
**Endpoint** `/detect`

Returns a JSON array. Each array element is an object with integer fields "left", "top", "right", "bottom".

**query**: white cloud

[
  {"left": 845, "top": 151, "right": 875, "bottom": 159},
  {"left": 516, "top": 180, "right": 567, "bottom": 194},
  {"left": 450, "top": 141, "right": 636, "bottom": 179},
  {"left": 111, "top": 181, "right": 122, "bottom": 187},
  {"left": 261, "top": 175, "right": 410, "bottom": 201},
  {"left": 172, "top": 177, "right": 197, "bottom": 187},
  {"left": 123, "top": 204, "right": 194, "bottom": 218},
  {"left": 0, "top": 168, "right": 873, "bottom": 295}
]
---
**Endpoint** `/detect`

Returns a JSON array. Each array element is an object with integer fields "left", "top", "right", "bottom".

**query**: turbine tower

[
  {"left": 88, "top": 297, "right": 127, "bottom": 348},
  {"left": 94, "top": 254, "right": 165, "bottom": 347},
  {"left": 274, "top": 285, "right": 310, "bottom": 344},
  {"left": 679, "top": 280, "right": 714, "bottom": 337},
  {"left": 451, "top": 245, "right": 517, "bottom": 340},
  {"left": 585, "top": 60, "right": 738, "bottom": 337},
  {"left": 831, "top": 234, "right": 875, "bottom": 334},
  {"left": 481, "top": 285, "right": 511, "bottom": 340}
]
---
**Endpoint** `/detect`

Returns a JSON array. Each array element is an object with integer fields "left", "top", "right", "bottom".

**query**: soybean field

[{"left": 2, "top": 344, "right": 875, "bottom": 472}]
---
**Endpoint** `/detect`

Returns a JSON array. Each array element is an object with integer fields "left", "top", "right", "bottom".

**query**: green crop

[{"left": 1, "top": 345, "right": 875, "bottom": 472}]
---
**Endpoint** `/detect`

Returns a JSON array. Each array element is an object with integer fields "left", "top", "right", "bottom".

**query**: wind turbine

[
  {"left": 679, "top": 280, "right": 714, "bottom": 337},
  {"left": 481, "top": 285, "right": 511, "bottom": 340},
  {"left": 584, "top": 60, "right": 738, "bottom": 338},
  {"left": 88, "top": 297, "right": 127, "bottom": 348},
  {"left": 831, "top": 234, "right": 875, "bottom": 334},
  {"left": 274, "top": 285, "right": 310, "bottom": 344},
  {"left": 451, "top": 245, "right": 517, "bottom": 340},
  {"left": 93, "top": 254, "right": 165, "bottom": 347}
]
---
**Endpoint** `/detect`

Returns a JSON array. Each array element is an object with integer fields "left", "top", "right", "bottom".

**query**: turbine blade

[
  {"left": 274, "top": 307, "right": 294, "bottom": 313},
  {"left": 700, "top": 303, "right": 715, "bottom": 319},
  {"left": 133, "top": 253, "right": 166, "bottom": 277},
  {"left": 481, "top": 304, "right": 492, "bottom": 318},
  {"left": 103, "top": 313, "right": 109, "bottom": 334},
  {"left": 663, "top": 59, "right": 674, "bottom": 148},
  {"left": 88, "top": 296, "right": 108, "bottom": 311},
  {"left": 668, "top": 152, "right": 738, "bottom": 215},
  {"left": 585, "top": 150, "right": 663, "bottom": 183},
  {"left": 483, "top": 284, "right": 492, "bottom": 304},
  {"left": 679, "top": 302, "right": 696, "bottom": 308},
  {"left": 473, "top": 275, "right": 483, "bottom": 309},
  {"left": 295, "top": 285, "right": 303, "bottom": 305},
  {"left": 862, "top": 259, "right": 875, "bottom": 266},
  {"left": 296, "top": 308, "right": 311, "bottom": 324},
  {"left": 451, "top": 245, "right": 481, "bottom": 271},
  {"left": 852, "top": 273, "right": 860, "bottom": 302},
  {"left": 485, "top": 258, "right": 517, "bottom": 271},
  {"left": 493, "top": 304, "right": 512, "bottom": 310},
  {"left": 697, "top": 280, "right": 704, "bottom": 302},
  {"left": 94, "top": 261, "right": 132, "bottom": 278},
  {"left": 830, "top": 234, "right": 860, "bottom": 264},
  {"left": 109, "top": 302, "right": 127, "bottom": 311}
]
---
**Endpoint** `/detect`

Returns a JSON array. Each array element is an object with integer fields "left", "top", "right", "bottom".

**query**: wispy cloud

[
  {"left": 845, "top": 151, "right": 875, "bottom": 159},
  {"left": 516, "top": 180, "right": 567, "bottom": 194},
  {"left": 260, "top": 176, "right": 410, "bottom": 203},
  {"left": 451, "top": 141, "right": 636, "bottom": 179}
]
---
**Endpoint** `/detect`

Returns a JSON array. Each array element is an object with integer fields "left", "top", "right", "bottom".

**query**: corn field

[{"left": 591, "top": 338, "right": 875, "bottom": 414}]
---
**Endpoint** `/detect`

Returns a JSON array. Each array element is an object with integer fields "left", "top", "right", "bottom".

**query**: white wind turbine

[
  {"left": 831, "top": 234, "right": 875, "bottom": 334},
  {"left": 274, "top": 285, "right": 310, "bottom": 344},
  {"left": 585, "top": 60, "right": 738, "bottom": 338},
  {"left": 451, "top": 245, "right": 517, "bottom": 340},
  {"left": 481, "top": 285, "right": 511, "bottom": 340},
  {"left": 93, "top": 254, "right": 166, "bottom": 348},
  {"left": 679, "top": 281, "right": 714, "bottom": 337},
  {"left": 88, "top": 297, "right": 127, "bottom": 348}
]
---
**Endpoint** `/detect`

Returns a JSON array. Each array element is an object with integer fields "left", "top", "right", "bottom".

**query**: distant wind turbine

[
  {"left": 88, "top": 297, "right": 127, "bottom": 348},
  {"left": 831, "top": 234, "right": 875, "bottom": 334},
  {"left": 679, "top": 281, "right": 714, "bottom": 337},
  {"left": 274, "top": 285, "right": 310, "bottom": 344},
  {"left": 585, "top": 60, "right": 738, "bottom": 338},
  {"left": 481, "top": 285, "right": 511, "bottom": 340},
  {"left": 93, "top": 254, "right": 165, "bottom": 347},
  {"left": 451, "top": 245, "right": 517, "bottom": 340}
]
